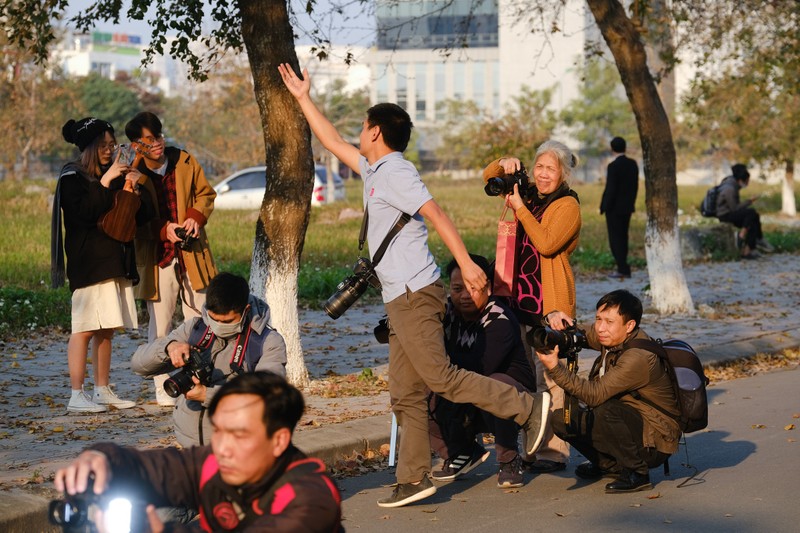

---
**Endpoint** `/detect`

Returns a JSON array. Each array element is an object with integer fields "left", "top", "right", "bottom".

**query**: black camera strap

[{"left": 359, "top": 209, "right": 412, "bottom": 267}]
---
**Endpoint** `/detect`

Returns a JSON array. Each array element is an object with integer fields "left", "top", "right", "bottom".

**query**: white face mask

[{"left": 202, "top": 307, "right": 248, "bottom": 339}]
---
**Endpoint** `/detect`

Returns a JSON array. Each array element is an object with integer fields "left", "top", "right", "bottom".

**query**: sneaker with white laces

[
  {"left": 497, "top": 456, "right": 524, "bottom": 488},
  {"left": 68, "top": 390, "right": 107, "bottom": 413},
  {"left": 521, "top": 391, "right": 551, "bottom": 456},
  {"left": 377, "top": 476, "right": 436, "bottom": 508},
  {"left": 93, "top": 386, "right": 136, "bottom": 409},
  {"left": 432, "top": 445, "right": 491, "bottom": 482}
]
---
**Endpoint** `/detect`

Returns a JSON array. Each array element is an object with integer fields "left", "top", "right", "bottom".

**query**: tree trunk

[
  {"left": 240, "top": 0, "right": 315, "bottom": 387},
  {"left": 586, "top": 0, "right": 693, "bottom": 314},
  {"left": 782, "top": 158, "right": 797, "bottom": 217}
]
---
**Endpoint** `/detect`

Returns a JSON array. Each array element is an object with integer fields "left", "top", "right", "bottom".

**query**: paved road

[{"left": 337, "top": 367, "right": 800, "bottom": 532}]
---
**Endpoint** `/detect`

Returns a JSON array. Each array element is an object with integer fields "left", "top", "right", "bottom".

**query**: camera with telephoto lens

[
  {"left": 49, "top": 479, "right": 146, "bottom": 533},
  {"left": 484, "top": 165, "right": 530, "bottom": 198},
  {"left": 324, "top": 257, "right": 382, "bottom": 320},
  {"left": 531, "top": 325, "right": 587, "bottom": 359},
  {"left": 174, "top": 227, "right": 198, "bottom": 251},
  {"left": 163, "top": 346, "right": 214, "bottom": 398}
]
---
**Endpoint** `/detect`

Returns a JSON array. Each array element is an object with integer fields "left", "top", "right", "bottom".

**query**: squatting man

[
  {"left": 132, "top": 272, "right": 287, "bottom": 448},
  {"left": 537, "top": 289, "right": 681, "bottom": 493}
]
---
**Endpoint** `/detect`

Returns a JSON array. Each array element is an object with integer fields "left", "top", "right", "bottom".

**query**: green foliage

[
  {"left": 0, "top": 287, "right": 71, "bottom": 339},
  {"left": 560, "top": 58, "right": 638, "bottom": 159},
  {"left": 434, "top": 85, "right": 557, "bottom": 170},
  {"left": 73, "top": 74, "right": 142, "bottom": 130}
]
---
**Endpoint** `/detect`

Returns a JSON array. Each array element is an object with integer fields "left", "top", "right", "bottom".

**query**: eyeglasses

[
  {"left": 99, "top": 142, "right": 118, "bottom": 152},
  {"left": 138, "top": 134, "right": 164, "bottom": 145}
]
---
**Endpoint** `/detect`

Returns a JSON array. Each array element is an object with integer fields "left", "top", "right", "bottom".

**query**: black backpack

[
  {"left": 699, "top": 185, "right": 720, "bottom": 217},
  {"left": 626, "top": 338, "right": 710, "bottom": 434}
]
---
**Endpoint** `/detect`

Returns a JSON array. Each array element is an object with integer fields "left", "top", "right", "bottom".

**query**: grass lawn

[{"left": 0, "top": 174, "right": 796, "bottom": 337}]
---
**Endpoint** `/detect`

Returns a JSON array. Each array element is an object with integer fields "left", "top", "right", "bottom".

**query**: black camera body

[
  {"left": 324, "top": 257, "right": 382, "bottom": 319},
  {"left": 174, "top": 227, "right": 198, "bottom": 250},
  {"left": 49, "top": 487, "right": 146, "bottom": 533},
  {"left": 531, "top": 325, "right": 587, "bottom": 359},
  {"left": 484, "top": 167, "right": 530, "bottom": 198},
  {"left": 163, "top": 346, "right": 215, "bottom": 398}
]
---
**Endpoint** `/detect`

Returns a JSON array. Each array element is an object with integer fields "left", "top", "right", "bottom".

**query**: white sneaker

[
  {"left": 154, "top": 374, "right": 177, "bottom": 407},
  {"left": 68, "top": 391, "right": 107, "bottom": 413},
  {"left": 93, "top": 386, "right": 136, "bottom": 409}
]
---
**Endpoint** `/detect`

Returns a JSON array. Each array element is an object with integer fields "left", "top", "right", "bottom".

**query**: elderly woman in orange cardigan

[{"left": 483, "top": 140, "right": 582, "bottom": 474}]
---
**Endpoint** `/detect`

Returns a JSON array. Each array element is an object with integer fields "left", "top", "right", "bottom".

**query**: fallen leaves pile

[{"left": 705, "top": 348, "right": 799, "bottom": 383}]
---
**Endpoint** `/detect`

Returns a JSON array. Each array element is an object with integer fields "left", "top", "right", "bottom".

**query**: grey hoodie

[{"left": 132, "top": 294, "right": 287, "bottom": 447}]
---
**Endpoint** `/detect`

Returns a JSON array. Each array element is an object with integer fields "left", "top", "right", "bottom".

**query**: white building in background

[
  {"left": 50, "top": 31, "right": 371, "bottom": 99},
  {"left": 50, "top": 30, "right": 191, "bottom": 97},
  {"left": 53, "top": 31, "right": 145, "bottom": 79},
  {"left": 365, "top": 0, "right": 591, "bottom": 124}
]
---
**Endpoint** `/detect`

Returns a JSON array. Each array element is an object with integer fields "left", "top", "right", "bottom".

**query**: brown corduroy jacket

[{"left": 134, "top": 147, "right": 217, "bottom": 301}]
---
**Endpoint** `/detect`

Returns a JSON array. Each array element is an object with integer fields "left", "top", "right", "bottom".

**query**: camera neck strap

[
  {"left": 359, "top": 208, "right": 412, "bottom": 267},
  {"left": 192, "top": 318, "right": 254, "bottom": 372}
]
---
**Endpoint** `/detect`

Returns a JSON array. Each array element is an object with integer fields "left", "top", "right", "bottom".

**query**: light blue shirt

[{"left": 360, "top": 153, "right": 440, "bottom": 303}]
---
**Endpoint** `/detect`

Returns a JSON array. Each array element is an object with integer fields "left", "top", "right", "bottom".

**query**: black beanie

[
  {"left": 62, "top": 117, "right": 114, "bottom": 152},
  {"left": 731, "top": 163, "right": 750, "bottom": 183}
]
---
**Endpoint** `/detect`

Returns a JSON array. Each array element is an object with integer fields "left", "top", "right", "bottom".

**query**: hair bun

[
  {"left": 570, "top": 154, "right": 578, "bottom": 168},
  {"left": 62, "top": 119, "right": 76, "bottom": 144}
]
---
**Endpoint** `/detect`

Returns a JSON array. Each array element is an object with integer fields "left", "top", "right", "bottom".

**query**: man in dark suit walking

[{"left": 600, "top": 137, "right": 639, "bottom": 279}]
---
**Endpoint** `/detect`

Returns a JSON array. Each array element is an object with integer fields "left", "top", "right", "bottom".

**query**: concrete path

[{"left": 1, "top": 252, "right": 798, "bottom": 531}]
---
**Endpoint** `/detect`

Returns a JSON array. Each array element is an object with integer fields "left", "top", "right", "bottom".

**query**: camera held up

[
  {"left": 484, "top": 165, "right": 530, "bottom": 198},
  {"left": 324, "top": 256, "right": 382, "bottom": 320},
  {"left": 49, "top": 478, "right": 146, "bottom": 533},
  {"left": 531, "top": 325, "right": 587, "bottom": 360},
  {"left": 163, "top": 346, "right": 214, "bottom": 398},
  {"left": 174, "top": 227, "right": 198, "bottom": 251}
]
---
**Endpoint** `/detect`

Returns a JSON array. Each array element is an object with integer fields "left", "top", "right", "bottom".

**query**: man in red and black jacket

[{"left": 54, "top": 372, "right": 343, "bottom": 532}]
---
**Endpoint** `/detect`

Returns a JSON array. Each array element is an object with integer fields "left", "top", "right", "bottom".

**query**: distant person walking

[
  {"left": 125, "top": 112, "right": 218, "bottom": 406},
  {"left": 716, "top": 163, "right": 773, "bottom": 259},
  {"left": 600, "top": 137, "right": 638, "bottom": 279}
]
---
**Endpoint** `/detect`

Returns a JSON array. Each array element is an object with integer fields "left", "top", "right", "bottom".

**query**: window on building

[
  {"left": 91, "top": 62, "right": 112, "bottom": 78},
  {"left": 414, "top": 63, "right": 427, "bottom": 122},
  {"left": 453, "top": 62, "right": 465, "bottom": 101},
  {"left": 396, "top": 63, "right": 408, "bottom": 110},
  {"left": 376, "top": 65, "right": 389, "bottom": 103}
]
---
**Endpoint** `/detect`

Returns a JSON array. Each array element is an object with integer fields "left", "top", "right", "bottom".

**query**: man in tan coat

[
  {"left": 538, "top": 289, "right": 681, "bottom": 493},
  {"left": 126, "top": 112, "right": 218, "bottom": 406}
]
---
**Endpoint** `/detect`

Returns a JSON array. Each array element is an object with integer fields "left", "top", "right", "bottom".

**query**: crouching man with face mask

[{"left": 132, "top": 272, "right": 287, "bottom": 447}]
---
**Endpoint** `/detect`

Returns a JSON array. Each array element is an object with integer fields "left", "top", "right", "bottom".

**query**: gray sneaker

[
  {"left": 521, "top": 391, "right": 551, "bottom": 457},
  {"left": 497, "top": 456, "right": 524, "bottom": 488},
  {"left": 377, "top": 476, "right": 436, "bottom": 508},
  {"left": 756, "top": 239, "right": 774, "bottom": 253}
]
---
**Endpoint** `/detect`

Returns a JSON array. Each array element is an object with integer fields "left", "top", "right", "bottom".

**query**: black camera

[
  {"left": 49, "top": 485, "right": 146, "bottom": 533},
  {"left": 484, "top": 166, "right": 530, "bottom": 197},
  {"left": 324, "top": 257, "right": 382, "bottom": 320},
  {"left": 530, "top": 325, "right": 587, "bottom": 359},
  {"left": 163, "top": 346, "right": 215, "bottom": 398},
  {"left": 174, "top": 227, "right": 198, "bottom": 250}
]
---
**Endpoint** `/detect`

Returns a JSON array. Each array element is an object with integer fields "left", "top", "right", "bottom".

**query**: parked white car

[{"left": 213, "top": 165, "right": 345, "bottom": 209}]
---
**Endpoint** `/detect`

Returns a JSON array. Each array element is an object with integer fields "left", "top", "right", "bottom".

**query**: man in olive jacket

[{"left": 537, "top": 289, "right": 680, "bottom": 493}]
